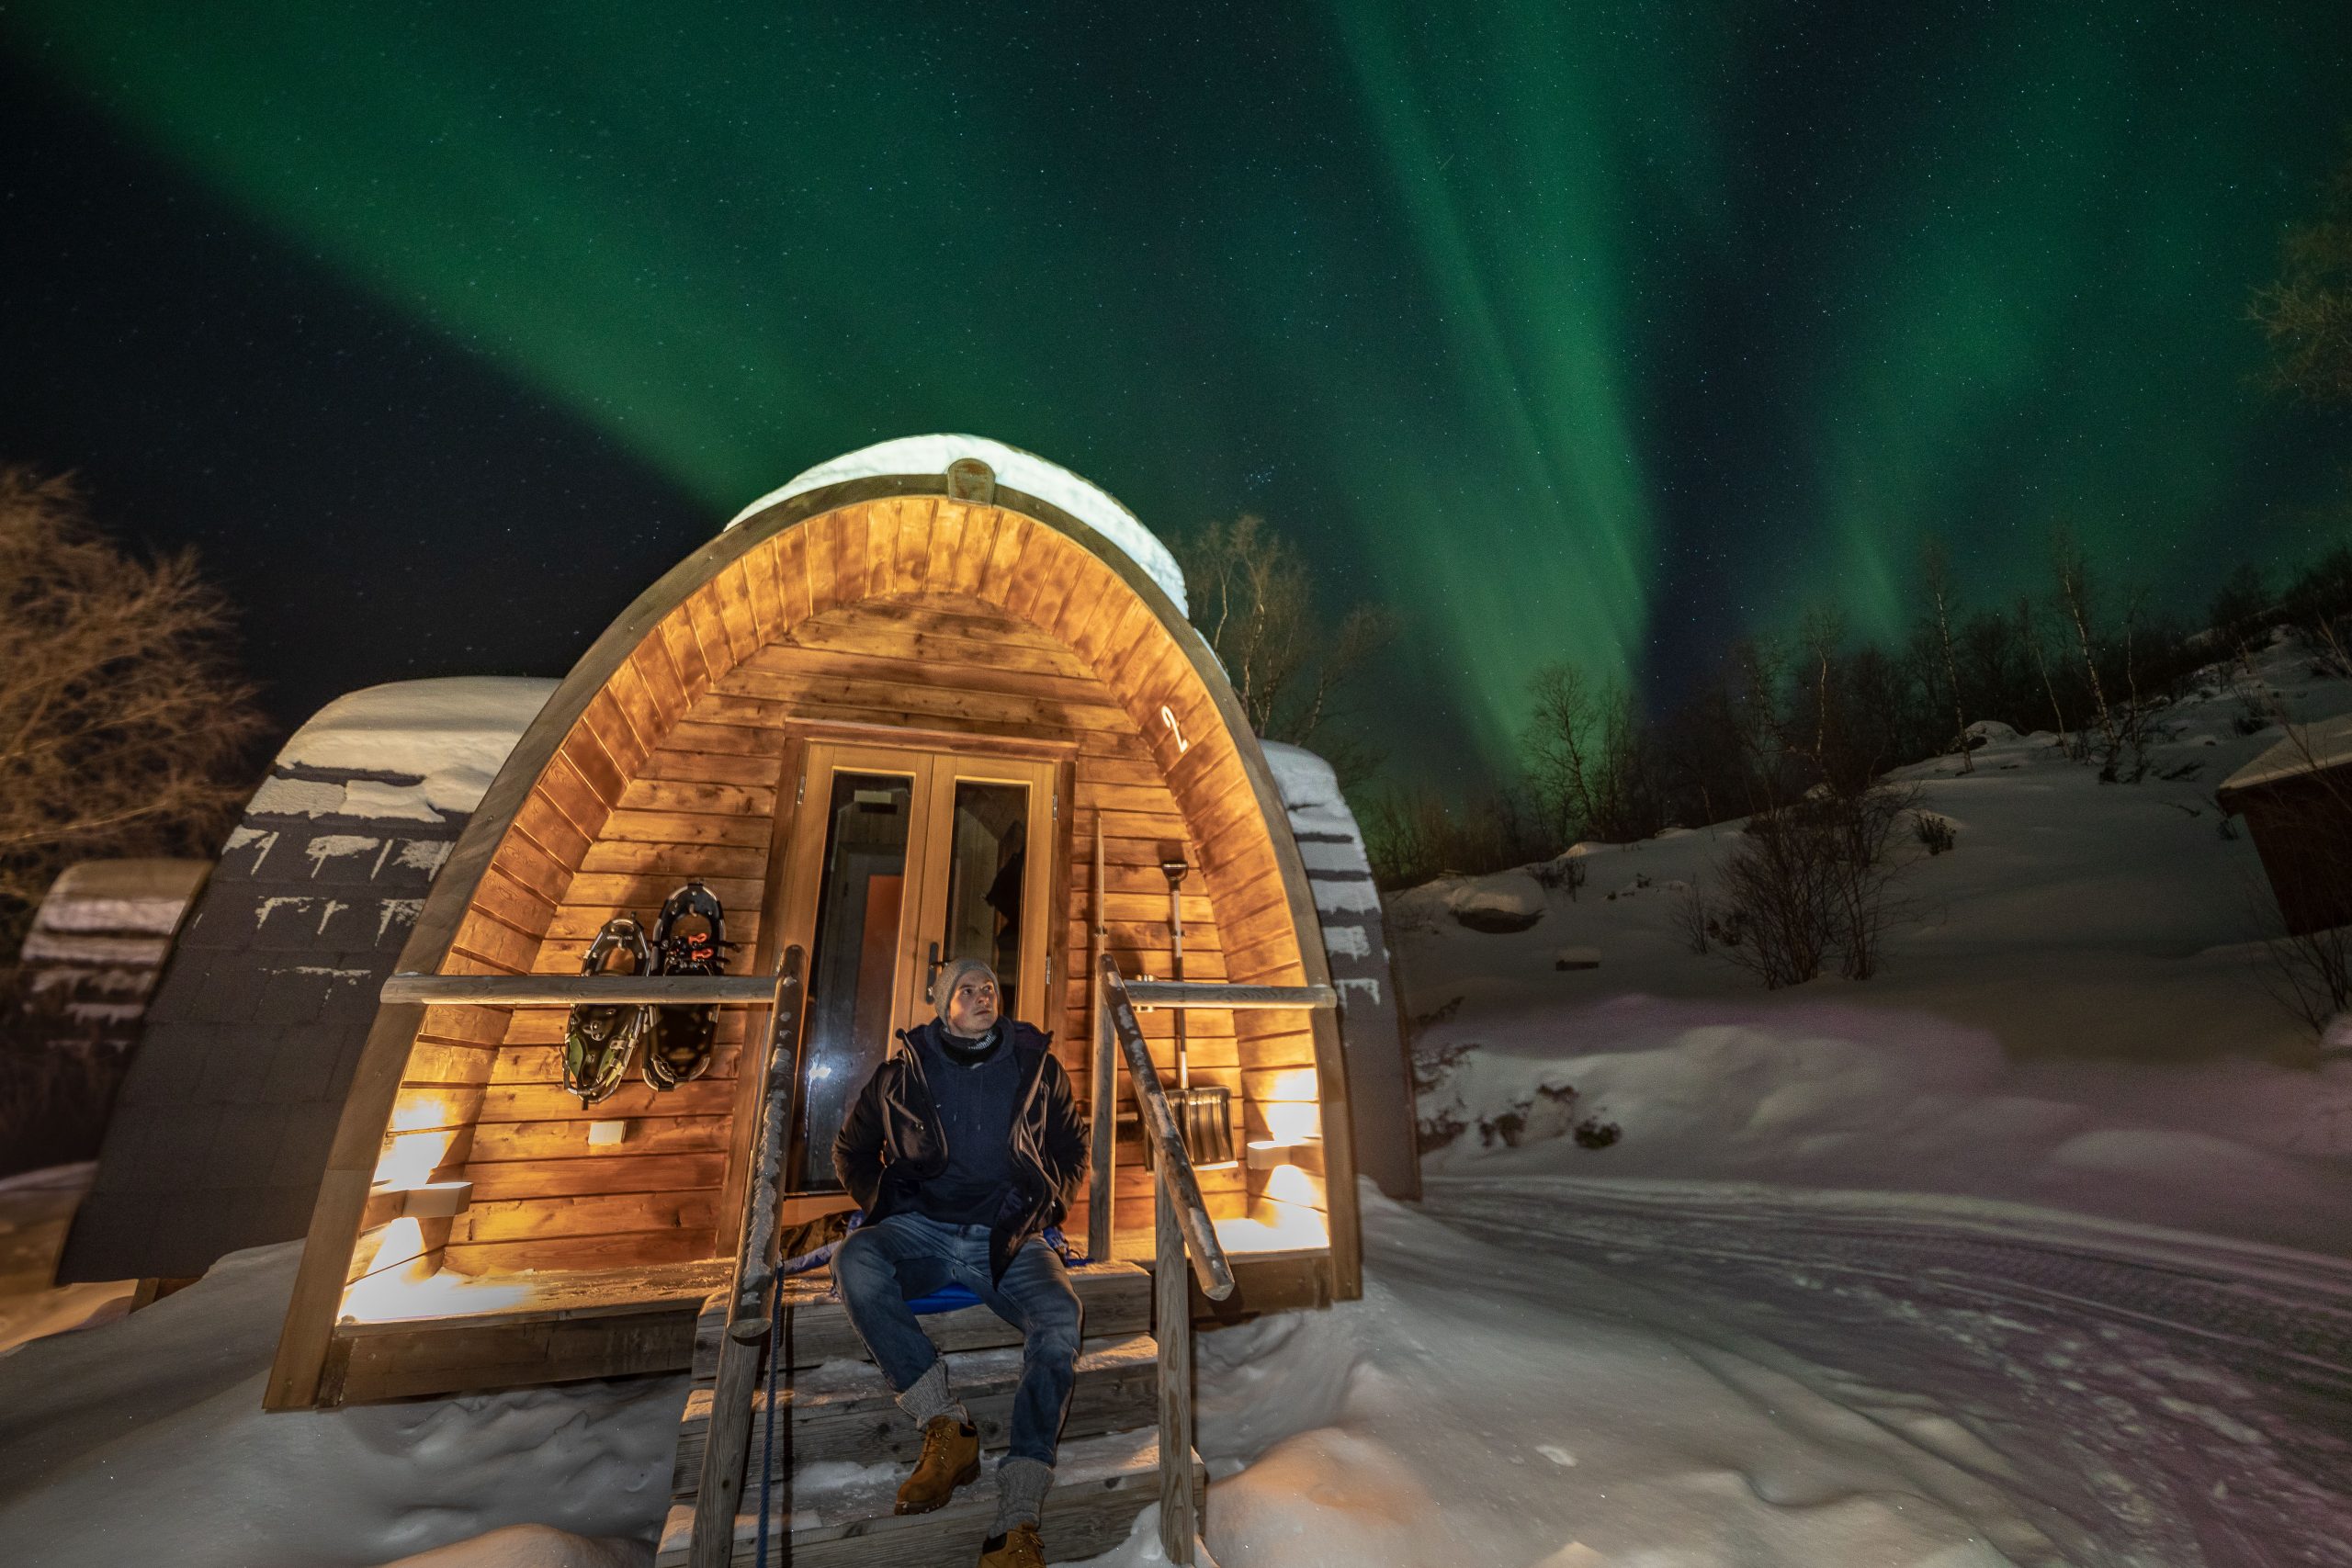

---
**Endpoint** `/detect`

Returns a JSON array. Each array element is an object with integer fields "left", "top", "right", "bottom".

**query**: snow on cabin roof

[
  {"left": 726, "top": 434, "right": 1190, "bottom": 616},
  {"left": 270, "top": 676, "right": 559, "bottom": 818},
  {"left": 2219, "top": 714, "right": 2352, "bottom": 798},
  {"left": 28, "top": 860, "right": 209, "bottom": 937}
]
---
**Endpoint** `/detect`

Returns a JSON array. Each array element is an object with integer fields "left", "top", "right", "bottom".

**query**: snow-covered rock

[{"left": 1446, "top": 874, "right": 1545, "bottom": 934}]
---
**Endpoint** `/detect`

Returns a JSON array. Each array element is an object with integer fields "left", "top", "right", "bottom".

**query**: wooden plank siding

[{"left": 348, "top": 493, "right": 1333, "bottom": 1295}]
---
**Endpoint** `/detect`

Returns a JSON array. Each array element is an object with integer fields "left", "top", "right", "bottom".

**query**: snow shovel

[{"left": 1147, "top": 856, "right": 1237, "bottom": 1171}]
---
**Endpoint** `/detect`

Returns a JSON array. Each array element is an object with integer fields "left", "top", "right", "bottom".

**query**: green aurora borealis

[{"left": 5, "top": 3, "right": 2347, "bottom": 778}]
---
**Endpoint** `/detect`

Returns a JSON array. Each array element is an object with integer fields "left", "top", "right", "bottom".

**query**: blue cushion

[{"left": 904, "top": 1282, "right": 984, "bottom": 1315}]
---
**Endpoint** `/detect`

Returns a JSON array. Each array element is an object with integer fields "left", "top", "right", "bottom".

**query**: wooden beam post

[
  {"left": 1087, "top": 818, "right": 1114, "bottom": 1260},
  {"left": 379, "top": 973, "right": 777, "bottom": 1007},
  {"left": 1155, "top": 1167, "right": 1195, "bottom": 1566}
]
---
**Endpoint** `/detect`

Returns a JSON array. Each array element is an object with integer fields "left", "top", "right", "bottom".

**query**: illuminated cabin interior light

[
  {"left": 1258, "top": 1100, "right": 1321, "bottom": 1145},
  {"left": 373, "top": 1129, "right": 456, "bottom": 1189},
  {"left": 387, "top": 1087, "right": 462, "bottom": 1134},
  {"left": 1262, "top": 1066, "right": 1318, "bottom": 1104}
]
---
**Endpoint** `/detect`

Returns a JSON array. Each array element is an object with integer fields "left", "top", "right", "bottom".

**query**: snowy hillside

[{"left": 1396, "top": 637, "right": 2352, "bottom": 1257}]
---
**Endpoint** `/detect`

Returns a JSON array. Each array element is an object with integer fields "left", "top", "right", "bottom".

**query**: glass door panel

[
  {"left": 777, "top": 743, "right": 1059, "bottom": 1192},
  {"left": 793, "top": 769, "right": 916, "bottom": 1190},
  {"left": 907, "top": 759, "right": 1056, "bottom": 1036},
  {"left": 940, "top": 781, "right": 1028, "bottom": 999}
]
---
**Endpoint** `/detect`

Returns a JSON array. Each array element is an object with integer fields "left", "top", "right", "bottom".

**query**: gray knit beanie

[{"left": 935, "top": 957, "right": 1001, "bottom": 1031}]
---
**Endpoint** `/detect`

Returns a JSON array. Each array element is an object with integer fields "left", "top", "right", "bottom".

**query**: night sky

[{"left": 4, "top": 4, "right": 2346, "bottom": 785}]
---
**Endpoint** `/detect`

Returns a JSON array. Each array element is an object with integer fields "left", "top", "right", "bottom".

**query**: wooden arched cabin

[{"left": 266, "top": 439, "right": 1361, "bottom": 1409}]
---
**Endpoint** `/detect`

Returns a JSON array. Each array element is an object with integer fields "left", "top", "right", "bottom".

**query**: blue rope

[{"left": 755, "top": 1303, "right": 781, "bottom": 1568}]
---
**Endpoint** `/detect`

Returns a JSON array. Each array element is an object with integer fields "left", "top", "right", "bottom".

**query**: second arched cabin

[{"left": 263, "top": 434, "right": 1408, "bottom": 1410}]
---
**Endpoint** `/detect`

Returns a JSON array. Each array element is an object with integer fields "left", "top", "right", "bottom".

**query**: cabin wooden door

[{"left": 775, "top": 740, "right": 1057, "bottom": 1190}]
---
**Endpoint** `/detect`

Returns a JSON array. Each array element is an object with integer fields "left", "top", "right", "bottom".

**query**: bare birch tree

[
  {"left": 1176, "top": 514, "right": 1395, "bottom": 781},
  {"left": 2052, "top": 525, "right": 2123, "bottom": 777},
  {"left": 2016, "top": 593, "right": 2072, "bottom": 748},
  {"left": 1919, "top": 537, "right": 1971, "bottom": 772},
  {"left": 0, "top": 467, "right": 266, "bottom": 954}
]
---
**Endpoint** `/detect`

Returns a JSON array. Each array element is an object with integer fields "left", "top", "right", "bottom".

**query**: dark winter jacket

[{"left": 831, "top": 1019, "right": 1088, "bottom": 1282}]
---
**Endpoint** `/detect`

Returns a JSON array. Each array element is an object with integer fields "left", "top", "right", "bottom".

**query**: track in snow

[{"left": 1422, "top": 1177, "right": 2352, "bottom": 1568}]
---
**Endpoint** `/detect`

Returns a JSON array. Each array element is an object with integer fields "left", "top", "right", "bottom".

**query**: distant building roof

[
  {"left": 56, "top": 681, "right": 549, "bottom": 1284},
  {"left": 2218, "top": 715, "right": 2352, "bottom": 800}
]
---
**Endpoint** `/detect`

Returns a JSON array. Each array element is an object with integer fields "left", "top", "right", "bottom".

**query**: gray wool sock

[
  {"left": 990, "top": 1457, "right": 1053, "bottom": 1534},
  {"left": 894, "top": 1359, "right": 969, "bottom": 1429}
]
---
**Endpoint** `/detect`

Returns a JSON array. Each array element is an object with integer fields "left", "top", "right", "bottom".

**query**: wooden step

[
  {"left": 674, "top": 1333, "right": 1159, "bottom": 1479},
  {"left": 656, "top": 1427, "right": 1205, "bottom": 1568},
  {"left": 691, "top": 1259, "right": 1150, "bottom": 1377}
]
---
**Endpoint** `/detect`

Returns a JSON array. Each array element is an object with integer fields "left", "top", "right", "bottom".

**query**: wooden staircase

[
  {"left": 645, "top": 948, "right": 1330, "bottom": 1568},
  {"left": 656, "top": 1260, "right": 1205, "bottom": 1568}
]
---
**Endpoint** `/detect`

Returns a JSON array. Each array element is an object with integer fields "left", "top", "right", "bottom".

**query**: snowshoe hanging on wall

[
  {"left": 644, "top": 880, "right": 727, "bottom": 1090},
  {"left": 562, "top": 916, "right": 654, "bottom": 1106}
]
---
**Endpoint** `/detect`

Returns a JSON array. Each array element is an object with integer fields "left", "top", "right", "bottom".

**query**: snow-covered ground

[
  {"left": 0, "top": 1242, "right": 678, "bottom": 1568},
  {"left": 16, "top": 1182, "right": 2347, "bottom": 1568},
  {"left": 1397, "top": 639, "right": 2352, "bottom": 1258},
  {"left": 1179, "top": 1182, "right": 2352, "bottom": 1568}
]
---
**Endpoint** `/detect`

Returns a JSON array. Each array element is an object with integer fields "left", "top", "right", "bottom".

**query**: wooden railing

[
  {"left": 381, "top": 953, "right": 808, "bottom": 1568},
  {"left": 691, "top": 946, "right": 806, "bottom": 1568},
  {"left": 379, "top": 972, "right": 779, "bottom": 1007},
  {"left": 1094, "top": 954, "right": 1336, "bottom": 1565}
]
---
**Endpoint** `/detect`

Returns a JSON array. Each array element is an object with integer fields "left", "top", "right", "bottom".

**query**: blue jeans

[{"left": 832, "top": 1213, "right": 1083, "bottom": 1467}]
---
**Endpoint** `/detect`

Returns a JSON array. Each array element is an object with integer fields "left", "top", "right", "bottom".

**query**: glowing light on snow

[
  {"left": 1261, "top": 1161, "right": 1324, "bottom": 1210},
  {"left": 341, "top": 1258, "right": 534, "bottom": 1322},
  {"left": 1215, "top": 1200, "right": 1329, "bottom": 1255},
  {"left": 1258, "top": 1101, "right": 1322, "bottom": 1145}
]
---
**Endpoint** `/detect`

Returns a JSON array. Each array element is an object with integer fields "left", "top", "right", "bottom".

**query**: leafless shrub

[
  {"left": 1527, "top": 853, "right": 1587, "bottom": 899},
  {"left": 0, "top": 468, "right": 267, "bottom": 956},
  {"left": 2261, "top": 918, "right": 2352, "bottom": 1037},
  {"left": 1361, "top": 784, "right": 1554, "bottom": 889},
  {"left": 1670, "top": 876, "right": 1712, "bottom": 955},
  {"left": 1714, "top": 785, "right": 1918, "bottom": 988}
]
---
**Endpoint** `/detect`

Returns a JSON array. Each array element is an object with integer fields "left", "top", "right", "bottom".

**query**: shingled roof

[{"left": 58, "top": 680, "right": 553, "bottom": 1283}]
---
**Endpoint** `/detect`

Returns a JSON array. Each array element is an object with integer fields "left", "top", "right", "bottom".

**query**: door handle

[{"left": 924, "top": 940, "right": 944, "bottom": 1002}]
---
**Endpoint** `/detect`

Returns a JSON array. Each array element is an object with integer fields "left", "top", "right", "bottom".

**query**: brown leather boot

[
  {"left": 893, "top": 1416, "right": 980, "bottom": 1515},
  {"left": 977, "top": 1522, "right": 1046, "bottom": 1567}
]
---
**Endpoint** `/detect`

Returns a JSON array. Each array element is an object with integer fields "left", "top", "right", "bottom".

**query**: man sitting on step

[{"left": 833, "top": 957, "right": 1089, "bottom": 1568}]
